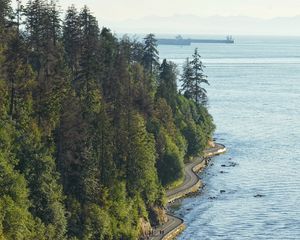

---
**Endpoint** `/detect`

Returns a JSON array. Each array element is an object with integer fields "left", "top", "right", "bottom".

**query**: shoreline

[{"left": 149, "top": 143, "right": 227, "bottom": 240}]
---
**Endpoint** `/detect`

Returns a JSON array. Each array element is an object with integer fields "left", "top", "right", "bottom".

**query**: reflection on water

[{"left": 159, "top": 36, "right": 300, "bottom": 239}]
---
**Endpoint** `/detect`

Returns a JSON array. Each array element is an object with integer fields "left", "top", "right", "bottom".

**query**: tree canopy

[
  {"left": 0, "top": 1, "right": 215, "bottom": 239},
  {"left": 181, "top": 48, "right": 210, "bottom": 105}
]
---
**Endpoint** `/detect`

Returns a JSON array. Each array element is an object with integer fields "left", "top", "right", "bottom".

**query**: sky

[
  {"left": 13, "top": 0, "right": 300, "bottom": 35},
  {"left": 58, "top": 0, "right": 300, "bottom": 21}
]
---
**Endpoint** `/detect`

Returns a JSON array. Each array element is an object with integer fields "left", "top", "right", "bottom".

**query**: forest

[{"left": 0, "top": 0, "right": 215, "bottom": 239}]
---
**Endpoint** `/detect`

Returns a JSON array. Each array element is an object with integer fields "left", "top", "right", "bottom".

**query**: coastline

[{"left": 149, "top": 143, "right": 227, "bottom": 240}]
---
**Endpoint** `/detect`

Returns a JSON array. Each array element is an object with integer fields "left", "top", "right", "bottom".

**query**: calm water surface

[{"left": 159, "top": 36, "right": 300, "bottom": 239}]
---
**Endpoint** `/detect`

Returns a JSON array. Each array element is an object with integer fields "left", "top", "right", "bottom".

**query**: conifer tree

[
  {"left": 77, "top": 6, "right": 100, "bottom": 103},
  {"left": 0, "top": 0, "right": 216, "bottom": 238},
  {"left": 157, "top": 59, "right": 178, "bottom": 111},
  {"left": 98, "top": 27, "right": 118, "bottom": 100},
  {"left": 181, "top": 57, "right": 194, "bottom": 99},
  {"left": 190, "top": 48, "right": 209, "bottom": 104},
  {"left": 142, "top": 33, "right": 159, "bottom": 74},
  {"left": 63, "top": 5, "right": 81, "bottom": 76},
  {"left": 0, "top": 0, "right": 11, "bottom": 28},
  {"left": 181, "top": 49, "right": 209, "bottom": 104},
  {"left": 25, "top": 0, "right": 67, "bottom": 132},
  {"left": 126, "top": 113, "right": 160, "bottom": 204}
]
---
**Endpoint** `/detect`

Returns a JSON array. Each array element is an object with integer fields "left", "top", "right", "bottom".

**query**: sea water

[{"left": 158, "top": 36, "right": 300, "bottom": 239}]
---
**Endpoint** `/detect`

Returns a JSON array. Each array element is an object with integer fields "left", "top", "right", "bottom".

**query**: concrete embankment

[
  {"left": 161, "top": 216, "right": 185, "bottom": 240},
  {"left": 167, "top": 143, "right": 227, "bottom": 203},
  {"left": 150, "top": 143, "right": 226, "bottom": 240}
]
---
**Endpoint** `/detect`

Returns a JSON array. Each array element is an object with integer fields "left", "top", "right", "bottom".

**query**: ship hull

[{"left": 157, "top": 38, "right": 234, "bottom": 45}]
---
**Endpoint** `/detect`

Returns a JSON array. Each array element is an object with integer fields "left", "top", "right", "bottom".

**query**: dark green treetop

[{"left": 142, "top": 33, "right": 159, "bottom": 74}]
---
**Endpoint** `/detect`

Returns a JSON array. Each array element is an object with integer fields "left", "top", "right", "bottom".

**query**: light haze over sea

[{"left": 159, "top": 36, "right": 300, "bottom": 239}]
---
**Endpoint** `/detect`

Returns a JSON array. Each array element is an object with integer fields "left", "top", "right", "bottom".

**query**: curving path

[{"left": 149, "top": 143, "right": 226, "bottom": 240}]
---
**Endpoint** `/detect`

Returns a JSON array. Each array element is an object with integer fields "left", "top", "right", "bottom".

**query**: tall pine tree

[{"left": 142, "top": 33, "right": 159, "bottom": 75}]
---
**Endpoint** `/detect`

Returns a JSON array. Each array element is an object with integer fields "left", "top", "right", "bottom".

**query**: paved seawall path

[{"left": 149, "top": 143, "right": 227, "bottom": 240}]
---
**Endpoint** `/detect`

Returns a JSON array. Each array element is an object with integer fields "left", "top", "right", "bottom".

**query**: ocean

[{"left": 158, "top": 36, "right": 300, "bottom": 239}]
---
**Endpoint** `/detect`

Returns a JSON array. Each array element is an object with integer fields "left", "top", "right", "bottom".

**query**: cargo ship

[{"left": 157, "top": 35, "right": 234, "bottom": 45}]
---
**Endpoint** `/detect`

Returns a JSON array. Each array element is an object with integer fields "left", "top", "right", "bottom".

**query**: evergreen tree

[
  {"left": 25, "top": 0, "right": 67, "bottom": 133},
  {"left": 180, "top": 57, "right": 194, "bottom": 99},
  {"left": 130, "top": 62, "right": 155, "bottom": 115},
  {"left": 181, "top": 48, "right": 209, "bottom": 104},
  {"left": 83, "top": 204, "right": 112, "bottom": 240},
  {"left": 0, "top": 1, "right": 216, "bottom": 238},
  {"left": 152, "top": 99, "right": 185, "bottom": 187},
  {"left": 126, "top": 113, "right": 160, "bottom": 204},
  {"left": 0, "top": 153, "right": 37, "bottom": 239},
  {"left": 14, "top": 110, "right": 68, "bottom": 239},
  {"left": 98, "top": 27, "right": 118, "bottom": 100},
  {"left": 76, "top": 6, "right": 101, "bottom": 104},
  {"left": 63, "top": 5, "right": 81, "bottom": 80},
  {"left": 157, "top": 59, "right": 178, "bottom": 111},
  {"left": 0, "top": 0, "right": 11, "bottom": 28},
  {"left": 4, "top": 30, "right": 34, "bottom": 119},
  {"left": 142, "top": 33, "right": 159, "bottom": 74},
  {"left": 190, "top": 48, "right": 209, "bottom": 104}
]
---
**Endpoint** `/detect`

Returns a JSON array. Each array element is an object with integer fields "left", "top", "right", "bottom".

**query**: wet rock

[
  {"left": 209, "top": 196, "right": 217, "bottom": 200},
  {"left": 220, "top": 190, "right": 226, "bottom": 193},
  {"left": 254, "top": 194, "right": 265, "bottom": 198},
  {"left": 228, "top": 161, "right": 238, "bottom": 167},
  {"left": 221, "top": 162, "right": 238, "bottom": 168}
]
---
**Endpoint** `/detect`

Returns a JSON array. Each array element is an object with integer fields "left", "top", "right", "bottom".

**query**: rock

[
  {"left": 254, "top": 194, "right": 265, "bottom": 198},
  {"left": 209, "top": 196, "right": 217, "bottom": 200},
  {"left": 221, "top": 164, "right": 226, "bottom": 167},
  {"left": 220, "top": 190, "right": 226, "bottom": 193},
  {"left": 208, "top": 140, "right": 216, "bottom": 148},
  {"left": 228, "top": 162, "right": 238, "bottom": 167}
]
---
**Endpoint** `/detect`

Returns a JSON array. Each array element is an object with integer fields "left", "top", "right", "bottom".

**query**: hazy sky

[{"left": 58, "top": 0, "right": 300, "bottom": 21}]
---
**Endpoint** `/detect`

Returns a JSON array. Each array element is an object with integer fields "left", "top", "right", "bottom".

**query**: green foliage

[
  {"left": 181, "top": 58, "right": 194, "bottom": 99},
  {"left": 83, "top": 204, "right": 112, "bottom": 240},
  {"left": 0, "top": 152, "right": 36, "bottom": 240},
  {"left": 108, "top": 182, "right": 140, "bottom": 239},
  {"left": 14, "top": 121, "right": 68, "bottom": 239},
  {"left": 176, "top": 95, "right": 215, "bottom": 157},
  {"left": 126, "top": 113, "right": 160, "bottom": 204},
  {"left": 151, "top": 98, "right": 186, "bottom": 187},
  {"left": 181, "top": 48, "right": 209, "bottom": 104},
  {"left": 63, "top": 5, "right": 81, "bottom": 75},
  {"left": 0, "top": 1, "right": 216, "bottom": 239},
  {"left": 157, "top": 59, "right": 178, "bottom": 111},
  {"left": 156, "top": 129, "right": 184, "bottom": 187},
  {"left": 142, "top": 33, "right": 159, "bottom": 74},
  {"left": 0, "top": 0, "right": 11, "bottom": 27}
]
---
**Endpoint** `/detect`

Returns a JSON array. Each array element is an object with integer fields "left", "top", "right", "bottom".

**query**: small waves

[{"left": 161, "top": 37, "right": 300, "bottom": 239}]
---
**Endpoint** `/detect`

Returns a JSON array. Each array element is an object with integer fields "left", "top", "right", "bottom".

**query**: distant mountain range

[{"left": 100, "top": 15, "right": 300, "bottom": 36}]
